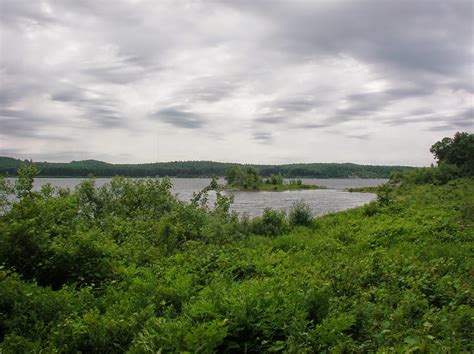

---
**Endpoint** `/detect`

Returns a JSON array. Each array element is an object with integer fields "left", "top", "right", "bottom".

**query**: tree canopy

[
  {"left": 430, "top": 131, "right": 474, "bottom": 176},
  {"left": 0, "top": 157, "right": 413, "bottom": 178},
  {"left": 225, "top": 166, "right": 262, "bottom": 189}
]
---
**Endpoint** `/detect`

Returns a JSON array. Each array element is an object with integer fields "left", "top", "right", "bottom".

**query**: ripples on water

[{"left": 21, "top": 177, "right": 386, "bottom": 217}]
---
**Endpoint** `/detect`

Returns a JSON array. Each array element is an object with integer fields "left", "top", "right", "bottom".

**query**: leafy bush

[
  {"left": 362, "top": 202, "right": 378, "bottom": 216},
  {"left": 376, "top": 183, "right": 394, "bottom": 205},
  {"left": 288, "top": 200, "right": 313, "bottom": 227},
  {"left": 265, "top": 173, "right": 284, "bottom": 185},
  {"left": 251, "top": 208, "right": 289, "bottom": 236}
]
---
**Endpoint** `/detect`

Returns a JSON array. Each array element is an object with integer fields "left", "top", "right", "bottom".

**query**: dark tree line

[{"left": 0, "top": 157, "right": 413, "bottom": 178}]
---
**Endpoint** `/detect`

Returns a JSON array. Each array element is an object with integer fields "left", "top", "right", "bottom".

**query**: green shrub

[
  {"left": 376, "top": 184, "right": 394, "bottom": 205},
  {"left": 289, "top": 200, "right": 313, "bottom": 227},
  {"left": 363, "top": 202, "right": 378, "bottom": 216},
  {"left": 251, "top": 208, "right": 288, "bottom": 236}
]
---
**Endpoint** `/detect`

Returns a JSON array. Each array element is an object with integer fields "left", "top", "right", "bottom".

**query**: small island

[{"left": 223, "top": 166, "right": 323, "bottom": 191}]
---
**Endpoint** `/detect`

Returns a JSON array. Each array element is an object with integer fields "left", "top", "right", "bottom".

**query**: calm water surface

[{"left": 24, "top": 178, "right": 386, "bottom": 217}]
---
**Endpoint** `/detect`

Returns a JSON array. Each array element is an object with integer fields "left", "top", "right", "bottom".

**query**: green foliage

[
  {"left": 430, "top": 131, "right": 474, "bottom": 175},
  {"left": 1, "top": 146, "right": 473, "bottom": 352},
  {"left": 265, "top": 173, "right": 284, "bottom": 185},
  {"left": 288, "top": 200, "right": 313, "bottom": 227},
  {"left": 225, "top": 166, "right": 320, "bottom": 191},
  {"left": 14, "top": 161, "right": 38, "bottom": 199},
  {"left": 224, "top": 165, "right": 240, "bottom": 185},
  {"left": 251, "top": 208, "right": 289, "bottom": 236},
  {"left": 225, "top": 166, "right": 262, "bottom": 189},
  {"left": 0, "top": 175, "right": 14, "bottom": 213},
  {"left": 0, "top": 156, "right": 413, "bottom": 178},
  {"left": 289, "top": 179, "right": 303, "bottom": 186},
  {"left": 376, "top": 183, "right": 394, "bottom": 206},
  {"left": 389, "top": 132, "right": 473, "bottom": 186}
]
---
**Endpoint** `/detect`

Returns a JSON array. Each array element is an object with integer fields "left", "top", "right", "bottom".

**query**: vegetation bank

[{"left": 0, "top": 132, "right": 472, "bottom": 352}]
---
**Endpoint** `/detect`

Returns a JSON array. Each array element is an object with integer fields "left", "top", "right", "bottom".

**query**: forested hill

[{"left": 0, "top": 156, "right": 414, "bottom": 178}]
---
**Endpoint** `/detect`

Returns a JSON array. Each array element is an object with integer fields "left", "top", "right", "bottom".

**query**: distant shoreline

[
  {"left": 0, "top": 156, "right": 415, "bottom": 179},
  {"left": 7, "top": 176, "right": 390, "bottom": 180}
]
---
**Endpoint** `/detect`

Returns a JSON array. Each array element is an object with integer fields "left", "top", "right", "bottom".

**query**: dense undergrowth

[{"left": 0, "top": 148, "right": 473, "bottom": 352}]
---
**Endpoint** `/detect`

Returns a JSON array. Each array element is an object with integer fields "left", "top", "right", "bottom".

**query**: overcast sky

[{"left": 0, "top": 0, "right": 473, "bottom": 165}]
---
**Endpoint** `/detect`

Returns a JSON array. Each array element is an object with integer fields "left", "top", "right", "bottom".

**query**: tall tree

[{"left": 430, "top": 132, "right": 474, "bottom": 175}]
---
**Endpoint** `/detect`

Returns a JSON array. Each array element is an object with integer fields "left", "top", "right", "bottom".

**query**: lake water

[{"left": 19, "top": 178, "right": 386, "bottom": 217}]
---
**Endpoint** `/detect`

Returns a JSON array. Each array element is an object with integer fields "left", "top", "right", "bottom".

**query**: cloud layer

[{"left": 1, "top": 0, "right": 472, "bottom": 165}]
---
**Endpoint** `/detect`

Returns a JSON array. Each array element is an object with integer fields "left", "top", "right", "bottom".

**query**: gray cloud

[
  {"left": 272, "top": 97, "right": 321, "bottom": 112},
  {"left": 232, "top": 0, "right": 473, "bottom": 77},
  {"left": 80, "top": 54, "right": 162, "bottom": 84},
  {"left": 177, "top": 77, "right": 240, "bottom": 103},
  {"left": 0, "top": 0, "right": 472, "bottom": 164},
  {"left": 346, "top": 133, "right": 371, "bottom": 140},
  {"left": 0, "top": 147, "right": 133, "bottom": 163},
  {"left": 0, "top": 0, "right": 57, "bottom": 27},
  {"left": 255, "top": 115, "right": 287, "bottom": 125},
  {"left": 252, "top": 132, "right": 273, "bottom": 143},
  {"left": 383, "top": 107, "right": 473, "bottom": 130},
  {"left": 150, "top": 107, "right": 206, "bottom": 129},
  {"left": 297, "top": 122, "right": 330, "bottom": 130},
  {"left": 0, "top": 109, "right": 66, "bottom": 140},
  {"left": 427, "top": 108, "right": 473, "bottom": 131},
  {"left": 81, "top": 64, "right": 145, "bottom": 85},
  {"left": 50, "top": 86, "right": 126, "bottom": 128}
]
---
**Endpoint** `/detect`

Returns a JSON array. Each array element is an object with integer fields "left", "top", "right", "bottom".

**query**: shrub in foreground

[{"left": 288, "top": 200, "right": 313, "bottom": 227}]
